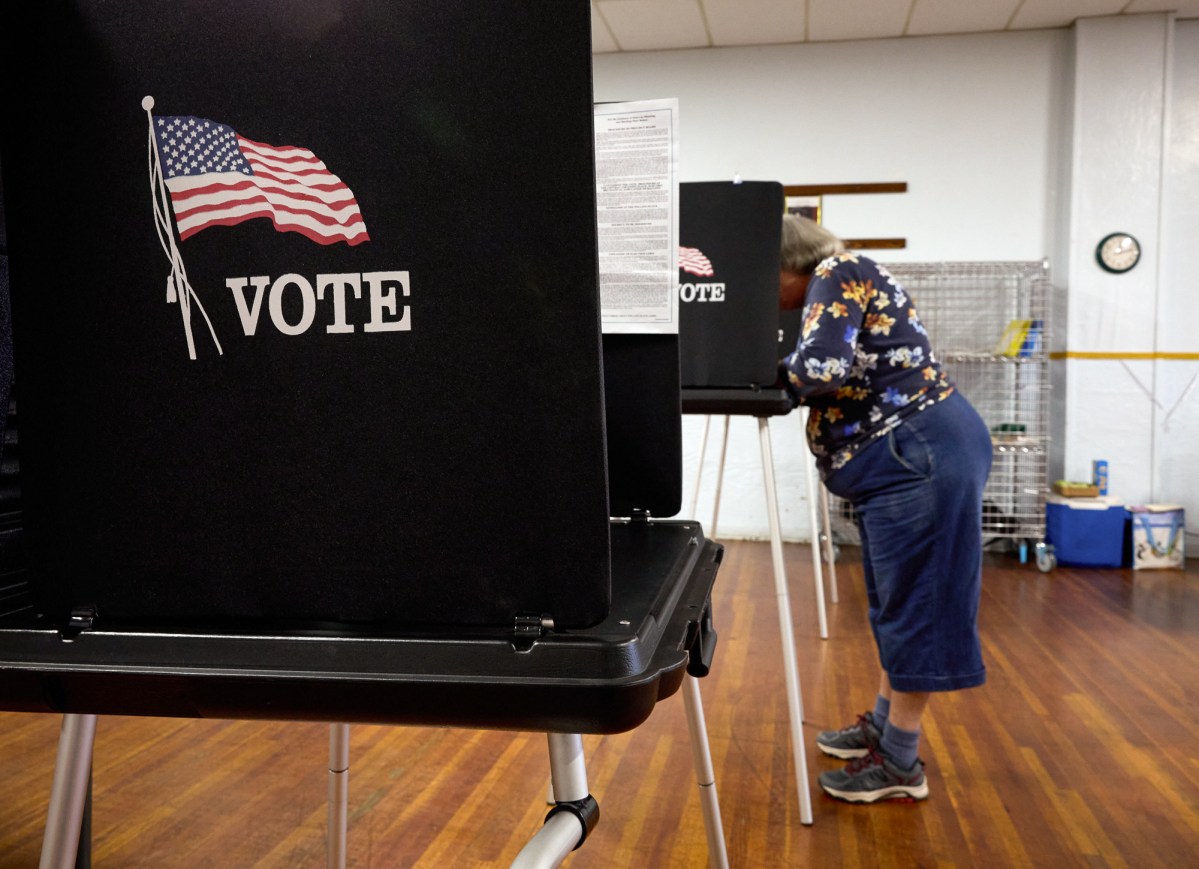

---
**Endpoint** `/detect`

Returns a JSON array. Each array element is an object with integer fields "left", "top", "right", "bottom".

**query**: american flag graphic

[
  {"left": 679, "top": 246, "right": 714, "bottom": 277},
  {"left": 151, "top": 115, "right": 369, "bottom": 246}
]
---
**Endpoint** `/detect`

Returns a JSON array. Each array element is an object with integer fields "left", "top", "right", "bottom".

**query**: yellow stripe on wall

[{"left": 1049, "top": 351, "right": 1199, "bottom": 360}]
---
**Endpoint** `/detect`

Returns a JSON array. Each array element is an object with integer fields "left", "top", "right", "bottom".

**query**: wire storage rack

[{"left": 827, "top": 260, "right": 1055, "bottom": 571}]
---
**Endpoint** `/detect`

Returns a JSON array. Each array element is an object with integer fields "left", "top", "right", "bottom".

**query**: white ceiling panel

[
  {"left": 1010, "top": 0, "right": 1129, "bottom": 31},
  {"left": 703, "top": 0, "right": 808, "bottom": 47},
  {"left": 1125, "top": 0, "right": 1199, "bottom": 15},
  {"left": 907, "top": 0, "right": 1022, "bottom": 36},
  {"left": 809, "top": 0, "right": 912, "bottom": 42},
  {"left": 595, "top": 0, "right": 711, "bottom": 52},
  {"left": 593, "top": 0, "right": 1197, "bottom": 53},
  {"left": 592, "top": 3, "right": 619, "bottom": 53}
]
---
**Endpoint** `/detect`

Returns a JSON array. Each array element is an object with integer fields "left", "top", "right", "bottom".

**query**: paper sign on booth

[{"left": 594, "top": 98, "right": 680, "bottom": 334}]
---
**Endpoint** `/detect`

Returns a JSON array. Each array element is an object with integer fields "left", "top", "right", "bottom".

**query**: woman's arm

[{"left": 780, "top": 257, "right": 870, "bottom": 401}]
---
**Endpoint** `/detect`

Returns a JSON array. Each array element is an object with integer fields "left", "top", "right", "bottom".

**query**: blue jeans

[{"left": 823, "top": 391, "right": 993, "bottom": 692}]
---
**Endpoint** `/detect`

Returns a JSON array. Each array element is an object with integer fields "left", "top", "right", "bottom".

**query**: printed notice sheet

[{"left": 594, "top": 99, "right": 679, "bottom": 333}]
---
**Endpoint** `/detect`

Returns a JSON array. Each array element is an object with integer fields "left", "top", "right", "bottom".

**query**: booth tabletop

[
  {"left": 0, "top": 522, "right": 720, "bottom": 735},
  {"left": 681, "top": 387, "right": 794, "bottom": 418}
]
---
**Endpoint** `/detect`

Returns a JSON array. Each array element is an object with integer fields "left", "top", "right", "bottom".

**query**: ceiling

[{"left": 590, "top": 0, "right": 1199, "bottom": 53}]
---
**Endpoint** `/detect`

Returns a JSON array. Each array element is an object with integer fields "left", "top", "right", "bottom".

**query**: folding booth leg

[
  {"left": 512, "top": 734, "right": 596, "bottom": 869},
  {"left": 688, "top": 414, "right": 712, "bottom": 521},
  {"left": 682, "top": 674, "right": 730, "bottom": 869},
  {"left": 327, "top": 723, "right": 350, "bottom": 869},
  {"left": 75, "top": 766, "right": 92, "bottom": 869},
  {"left": 710, "top": 416, "right": 731, "bottom": 539},
  {"left": 800, "top": 416, "right": 830, "bottom": 640},
  {"left": 40, "top": 714, "right": 97, "bottom": 869},
  {"left": 817, "top": 481, "right": 839, "bottom": 604},
  {"left": 758, "top": 418, "right": 815, "bottom": 826}
]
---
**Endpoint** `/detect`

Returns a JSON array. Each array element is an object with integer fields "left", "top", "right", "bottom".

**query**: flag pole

[{"left": 143, "top": 95, "right": 223, "bottom": 359}]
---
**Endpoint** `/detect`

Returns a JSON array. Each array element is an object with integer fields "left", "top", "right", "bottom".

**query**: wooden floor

[{"left": 2, "top": 540, "right": 1198, "bottom": 867}]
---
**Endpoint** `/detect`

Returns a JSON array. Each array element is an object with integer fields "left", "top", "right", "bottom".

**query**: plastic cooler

[{"left": 1045, "top": 495, "right": 1126, "bottom": 568}]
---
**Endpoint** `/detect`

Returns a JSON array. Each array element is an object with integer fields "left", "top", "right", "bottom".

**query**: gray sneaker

[
  {"left": 815, "top": 712, "right": 882, "bottom": 759},
  {"left": 818, "top": 749, "right": 929, "bottom": 803}
]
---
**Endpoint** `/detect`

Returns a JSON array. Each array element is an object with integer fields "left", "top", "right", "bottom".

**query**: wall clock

[{"left": 1096, "top": 232, "right": 1141, "bottom": 274}]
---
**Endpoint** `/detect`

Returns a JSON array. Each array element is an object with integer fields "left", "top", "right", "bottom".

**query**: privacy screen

[{"left": 0, "top": 1, "right": 611, "bottom": 630}]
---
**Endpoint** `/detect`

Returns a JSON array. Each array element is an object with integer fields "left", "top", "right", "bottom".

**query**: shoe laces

[
  {"left": 837, "top": 713, "right": 872, "bottom": 738},
  {"left": 845, "top": 747, "right": 885, "bottom": 775}
]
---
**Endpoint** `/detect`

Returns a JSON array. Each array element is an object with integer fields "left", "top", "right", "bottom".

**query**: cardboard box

[
  {"left": 1045, "top": 495, "right": 1126, "bottom": 567},
  {"left": 1054, "top": 480, "right": 1101, "bottom": 498},
  {"left": 1129, "top": 505, "right": 1185, "bottom": 570}
]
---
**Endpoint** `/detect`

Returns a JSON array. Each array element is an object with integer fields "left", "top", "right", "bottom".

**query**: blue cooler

[{"left": 1045, "top": 495, "right": 1127, "bottom": 567}]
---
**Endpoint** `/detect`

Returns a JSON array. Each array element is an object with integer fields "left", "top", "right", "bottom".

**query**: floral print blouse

[{"left": 780, "top": 252, "right": 955, "bottom": 476}]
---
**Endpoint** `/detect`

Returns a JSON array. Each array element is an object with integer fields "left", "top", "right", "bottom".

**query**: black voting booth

[
  {"left": 678, "top": 181, "right": 792, "bottom": 416},
  {"left": 676, "top": 180, "right": 820, "bottom": 825},
  {"left": 0, "top": 4, "right": 724, "bottom": 865}
]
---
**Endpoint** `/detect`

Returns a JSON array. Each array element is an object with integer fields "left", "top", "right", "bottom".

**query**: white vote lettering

[
  {"left": 363, "top": 271, "right": 411, "bottom": 333},
  {"left": 678, "top": 282, "right": 726, "bottom": 303},
  {"left": 269, "top": 273, "right": 317, "bottom": 336},
  {"left": 222, "top": 271, "right": 411, "bottom": 336},
  {"left": 318, "top": 273, "right": 362, "bottom": 334},
  {"left": 226, "top": 276, "right": 270, "bottom": 336}
]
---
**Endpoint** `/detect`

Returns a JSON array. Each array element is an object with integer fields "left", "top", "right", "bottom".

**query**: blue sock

[
  {"left": 871, "top": 694, "right": 891, "bottom": 731},
  {"left": 880, "top": 721, "right": 921, "bottom": 770}
]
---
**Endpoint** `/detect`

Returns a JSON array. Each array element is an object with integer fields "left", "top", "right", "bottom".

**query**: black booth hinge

[
  {"left": 684, "top": 602, "right": 718, "bottom": 678},
  {"left": 630, "top": 509, "right": 651, "bottom": 524},
  {"left": 513, "top": 612, "right": 554, "bottom": 650},
  {"left": 62, "top": 605, "right": 98, "bottom": 641}
]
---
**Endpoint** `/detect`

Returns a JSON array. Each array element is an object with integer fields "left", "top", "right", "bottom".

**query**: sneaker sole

[
  {"left": 819, "top": 780, "right": 929, "bottom": 803},
  {"left": 816, "top": 743, "right": 870, "bottom": 760}
]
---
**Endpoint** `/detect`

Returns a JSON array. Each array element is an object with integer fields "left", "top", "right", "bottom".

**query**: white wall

[
  {"left": 1057, "top": 15, "right": 1168, "bottom": 512},
  {"left": 1054, "top": 15, "right": 1198, "bottom": 557},
  {"left": 593, "top": 19, "right": 1199, "bottom": 550},
  {"left": 1157, "top": 20, "right": 1199, "bottom": 557},
  {"left": 594, "top": 30, "right": 1067, "bottom": 263}
]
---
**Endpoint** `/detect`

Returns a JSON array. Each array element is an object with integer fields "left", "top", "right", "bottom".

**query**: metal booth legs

[
  {"left": 39, "top": 714, "right": 97, "bottom": 869},
  {"left": 681, "top": 674, "right": 730, "bottom": 868},
  {"left": 757, "top": 417, "right": 816, "bottom": 825},
  {"left": 688, "top": 414, "right": 820, "bottom": 824},
  {"left": 524, "top": 674, "right": 730, "bottom": 868},
  {"left": 40, "top": 681, "right": 730, "bottom": 865},
  {"left": 327, "top": 723, "right": 351, "bottom": 869}
]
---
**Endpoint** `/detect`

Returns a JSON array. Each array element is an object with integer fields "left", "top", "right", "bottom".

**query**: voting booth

[
  {"left": 0, "top": 4, "right": 726, "bottom": 867},
  {"left": 674, "top": 180, "right": 827, "bottom": 825},
  {"left": 678, "top": 181, "right": 792, "bottom": 411}
]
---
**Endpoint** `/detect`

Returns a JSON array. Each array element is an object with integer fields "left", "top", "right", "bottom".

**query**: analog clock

[{"left": 1096, "top": 233, "right": 1141, "bottom": 274}]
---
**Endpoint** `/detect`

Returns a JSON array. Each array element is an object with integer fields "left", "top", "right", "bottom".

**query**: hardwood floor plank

[{"left": 1064, "top": 692, "right": 1199, "bottom": 844}]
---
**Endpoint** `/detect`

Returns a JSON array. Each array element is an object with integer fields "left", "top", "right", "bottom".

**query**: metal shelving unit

[{"left": 828, "top": 260, "right": 1055, "bottom": 570}]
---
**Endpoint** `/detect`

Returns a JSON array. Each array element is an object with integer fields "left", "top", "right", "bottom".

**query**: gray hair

[{"left": 780, "top": 213, "right": 844, "bottom": 274}]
